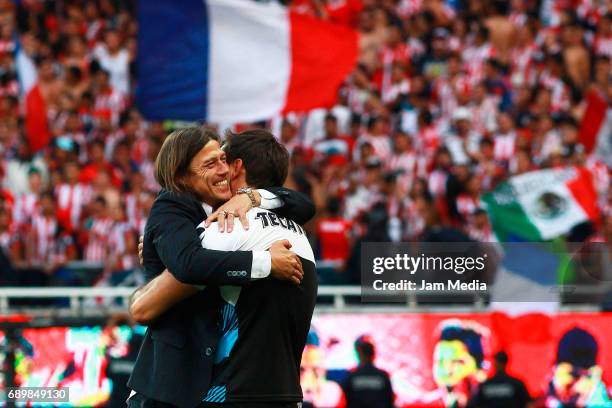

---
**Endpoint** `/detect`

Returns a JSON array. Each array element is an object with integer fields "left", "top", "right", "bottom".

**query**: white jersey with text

[
  {"left": 198, "top": 208, "right": 314, "bottom": 264},
  {"left": 196, "top": 208, "right": 317, "bottom": 404}
]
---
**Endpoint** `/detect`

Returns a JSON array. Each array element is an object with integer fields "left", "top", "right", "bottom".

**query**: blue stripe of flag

[{"left": 137, "top": 0, "right": 209, "bottom": 121}]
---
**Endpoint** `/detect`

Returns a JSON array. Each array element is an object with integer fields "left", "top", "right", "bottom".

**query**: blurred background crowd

[{"left": 0, "top": 0, "right": 610, "bottom": 287}]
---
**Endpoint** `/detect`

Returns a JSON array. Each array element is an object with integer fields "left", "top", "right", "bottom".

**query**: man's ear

[{"left": 230, "top": 158, "right": 244, "bottom": 180}]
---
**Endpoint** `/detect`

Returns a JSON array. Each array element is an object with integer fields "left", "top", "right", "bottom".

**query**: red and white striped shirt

[
  {"left": 593, "top": 35, "right": 612, "bottom": 58},
  {"left": 396, "top": 0, "right": 422, "bottom": 17},
  {"left": 381, "top": 44, "right": 411, "bottom": 69},
  {"left": 0, "top": 80, "right": 19, "bottom": 98},
  {"left": 511, "top": 43, "right": 538, "bottom": 86},
  {"left": 538, "top": 72, "right": 570, "bottom": 112},
  {"left": 125, "top": 192, "right": 147, "bottom": 226},
  {"left": 472, "top": 97, "right": 499, "bottom": 134},
  {"left": 131, "top": 215, "right": 147, "bottom": 237},
  {"left": 139, "top": 160, "right": 160, "bottom": 193},
  {"left": 12, "top": 192, "right": 39, "bottom": 227},
  {"left": 109, "top": 222, "right": 139, "bottom": 271},
  {"left": 0, "top": 228, "right": 14, "bottom": 253},
  {"left": 131, "top": 136, "right": 150, "bottom": 165},
  {"left": 94, "top": 88, "right": 127, "bottom": 126},
  {"left": 382, "top": 79, "right": 410, "bottom": 106},
  {"left": 466, "top": 223, "right": 497, "bottom": 243},
  {"left": 428, "top": 170, "right": 448, "bottom": 197},
  {"left": 402, "top": 198, "right": 425, "bottom": 240},
  {"left": 31, "top": 215, "right": 58, "bottom": 265},
  {"left": 416, "top": 126, "right": 441, "bottom": 160},
  {"left": 388, "top": 151, "right": 417, "bottom": 192},
  {"left": 493, "top": 132, "right": 517, "bottom": 163},
  {"left": 509, "top": 12, "right": 528, "bottom": 27},
  {"left": 361, "top": 135, "right": 392, "bottom": 161},
  {"left": 0, "top": 40, "right": 15, "bottom": 55},
  {"left": 56, "top": 183, "right": 92, "bottom": 231},
  {"left": 84, "top": 217, "right": 114, "bottom": 262},
  {"left": 463, "top": 43, "right": 496, "bottom": 85},
  {"left": 456, "top": 194, "right": 481, "bottom": 220},
  {"left": 433, "top": 78, "right": 454, "bottom": 121}
]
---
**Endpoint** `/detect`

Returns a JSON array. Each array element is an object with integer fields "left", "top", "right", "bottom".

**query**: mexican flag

[
  {"left": 481, "top": 167, "right": 600, "bottom": 242},
  {"left": 482, "top": 167, "right": 600, "bottom": 314}
]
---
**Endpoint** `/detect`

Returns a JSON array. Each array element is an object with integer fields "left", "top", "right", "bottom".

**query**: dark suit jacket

[{"left": 128, "top": 187, "right": 314, "bottom": 408}]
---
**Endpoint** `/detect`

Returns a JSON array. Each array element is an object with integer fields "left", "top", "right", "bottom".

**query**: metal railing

[{"left": 0, "top": 285, "right": 608, "bottom": 316}]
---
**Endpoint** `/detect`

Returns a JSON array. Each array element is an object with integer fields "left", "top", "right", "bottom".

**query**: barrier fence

[{"left": 0, "top": 285, "right": 609, "bottom": 316}]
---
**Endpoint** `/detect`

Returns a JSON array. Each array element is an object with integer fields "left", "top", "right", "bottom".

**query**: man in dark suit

[
  {"left": 130, "top": 129, "right": 317, "bottom": 408},
  {"left": 469, "top": 351, "right": 532, "bottom": 408},
  {"left": 127, "top": 127, "right": 315, "bottom": 408},
  {"left": 341, "top": 336, "right": 394, "bottom": 408}
]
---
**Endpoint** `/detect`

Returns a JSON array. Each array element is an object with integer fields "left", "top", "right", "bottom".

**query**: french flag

[{"left": 137, "top": 0, "right": 358, "bottom": 123}]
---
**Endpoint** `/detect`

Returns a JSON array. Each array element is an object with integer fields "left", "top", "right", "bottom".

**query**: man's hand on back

[
  {"left": 269, "top": 240, "right": 303, "bottom": 285},
  {"left": 205, "top": 191, "right": 262, "bottom": 233},
  {"left": 141, "top": 226, "right": 303, "bottom": 285}
]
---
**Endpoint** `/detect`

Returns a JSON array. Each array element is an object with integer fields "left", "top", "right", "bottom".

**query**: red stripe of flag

[
  {"left": 25, "top": 84, "right": 51, "bottom": 153},
  {"left": 578, "top": 89, "right": 607, "bottom": 153},
  {"left": 566, "top": 166, "right": 600, "bottom": 223},
  {"left": 284, "top": 13, "right": 358, "bottom": 113}
]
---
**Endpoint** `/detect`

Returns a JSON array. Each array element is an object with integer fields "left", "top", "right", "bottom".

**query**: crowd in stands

[{"left": 0, "top": 0, "right": 610, "bottom": 286}]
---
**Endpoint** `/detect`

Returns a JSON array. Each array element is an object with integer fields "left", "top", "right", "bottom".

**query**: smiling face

[{"left": 183, "top": 140, "right": 231, "bottom": 207}]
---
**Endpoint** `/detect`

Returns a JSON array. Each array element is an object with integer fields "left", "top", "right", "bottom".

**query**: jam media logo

[{"left": 533, "top": 192, "right": 567, "bottom": 219}]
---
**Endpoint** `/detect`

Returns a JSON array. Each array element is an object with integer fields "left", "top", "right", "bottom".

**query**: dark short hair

[
  {"left": 326, "top": 198, "right": 341, "bottom": 216},
  {"left": 223, "top": 129, "right": 289, "bottom": 188},
  {"left": 419, "top": 109, "right": 433, "bottom": 125},
  {"left": 93, "top": 195, "right": 107, "bottom": 207},
  {"left": 440, "top": 325, "right": 484, "bottom": 368},
  {"left": 494, "top": 351, "right": 509, "bottom": 365},
  {"left": 480, "top": 138, "right": 494, "bottom": 147},
  {"left": 68, "top": 66, "right": 82, "bottom": 80},
  {"left": 324, "top": 113, "right": 337, "bottom": 123},
  {"left": 556, "top": 327, "right": 598, "bottom": 369},
  {"left": 40, "top": 191, "right": 55, "bottom": 202},
  {"left": 98, "top": 69, "right": 111, "bottom": 79},
  {"left": 155, "top": 127, "right": 220, "bottom": 193},
  {"left": 357, "top": 342, "right": 375, "bottom": 359},
  {"left": 91, "top": 139, "right": 105, "bottom": 149},
  {"left": 355, "top": 335, "right": 375, "bottom": 359},
  {"left": 367, "top": 116, "right": 383, "bottom": 130}
]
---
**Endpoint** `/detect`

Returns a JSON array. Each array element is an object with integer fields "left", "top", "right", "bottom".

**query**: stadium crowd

[{"left": 0, "top": 0, "right": 610, "bottom": 287}]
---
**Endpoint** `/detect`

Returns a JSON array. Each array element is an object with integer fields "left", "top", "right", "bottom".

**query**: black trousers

[{"left": 127, "top": 393, "right": 304, "bottom": 408}]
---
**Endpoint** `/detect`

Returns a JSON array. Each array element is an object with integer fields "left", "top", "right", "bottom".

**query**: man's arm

[
  {"left": 129, "top": 270, "right": 196, "bottom": 324},
  {"left": 264, "top": 187, "right": 315, "bottom": 225},
  {"left": 133, "top": 239, "right": 302, "bottom": 325},
  {"left": 206, "top": 187, "right": 315, "bottom": 231},
  {"left": 151, "top": 213, "right": 253, "bottom": 285},
  {"left": 148, "top": 192, "right": 302, "bottom": 285}
]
